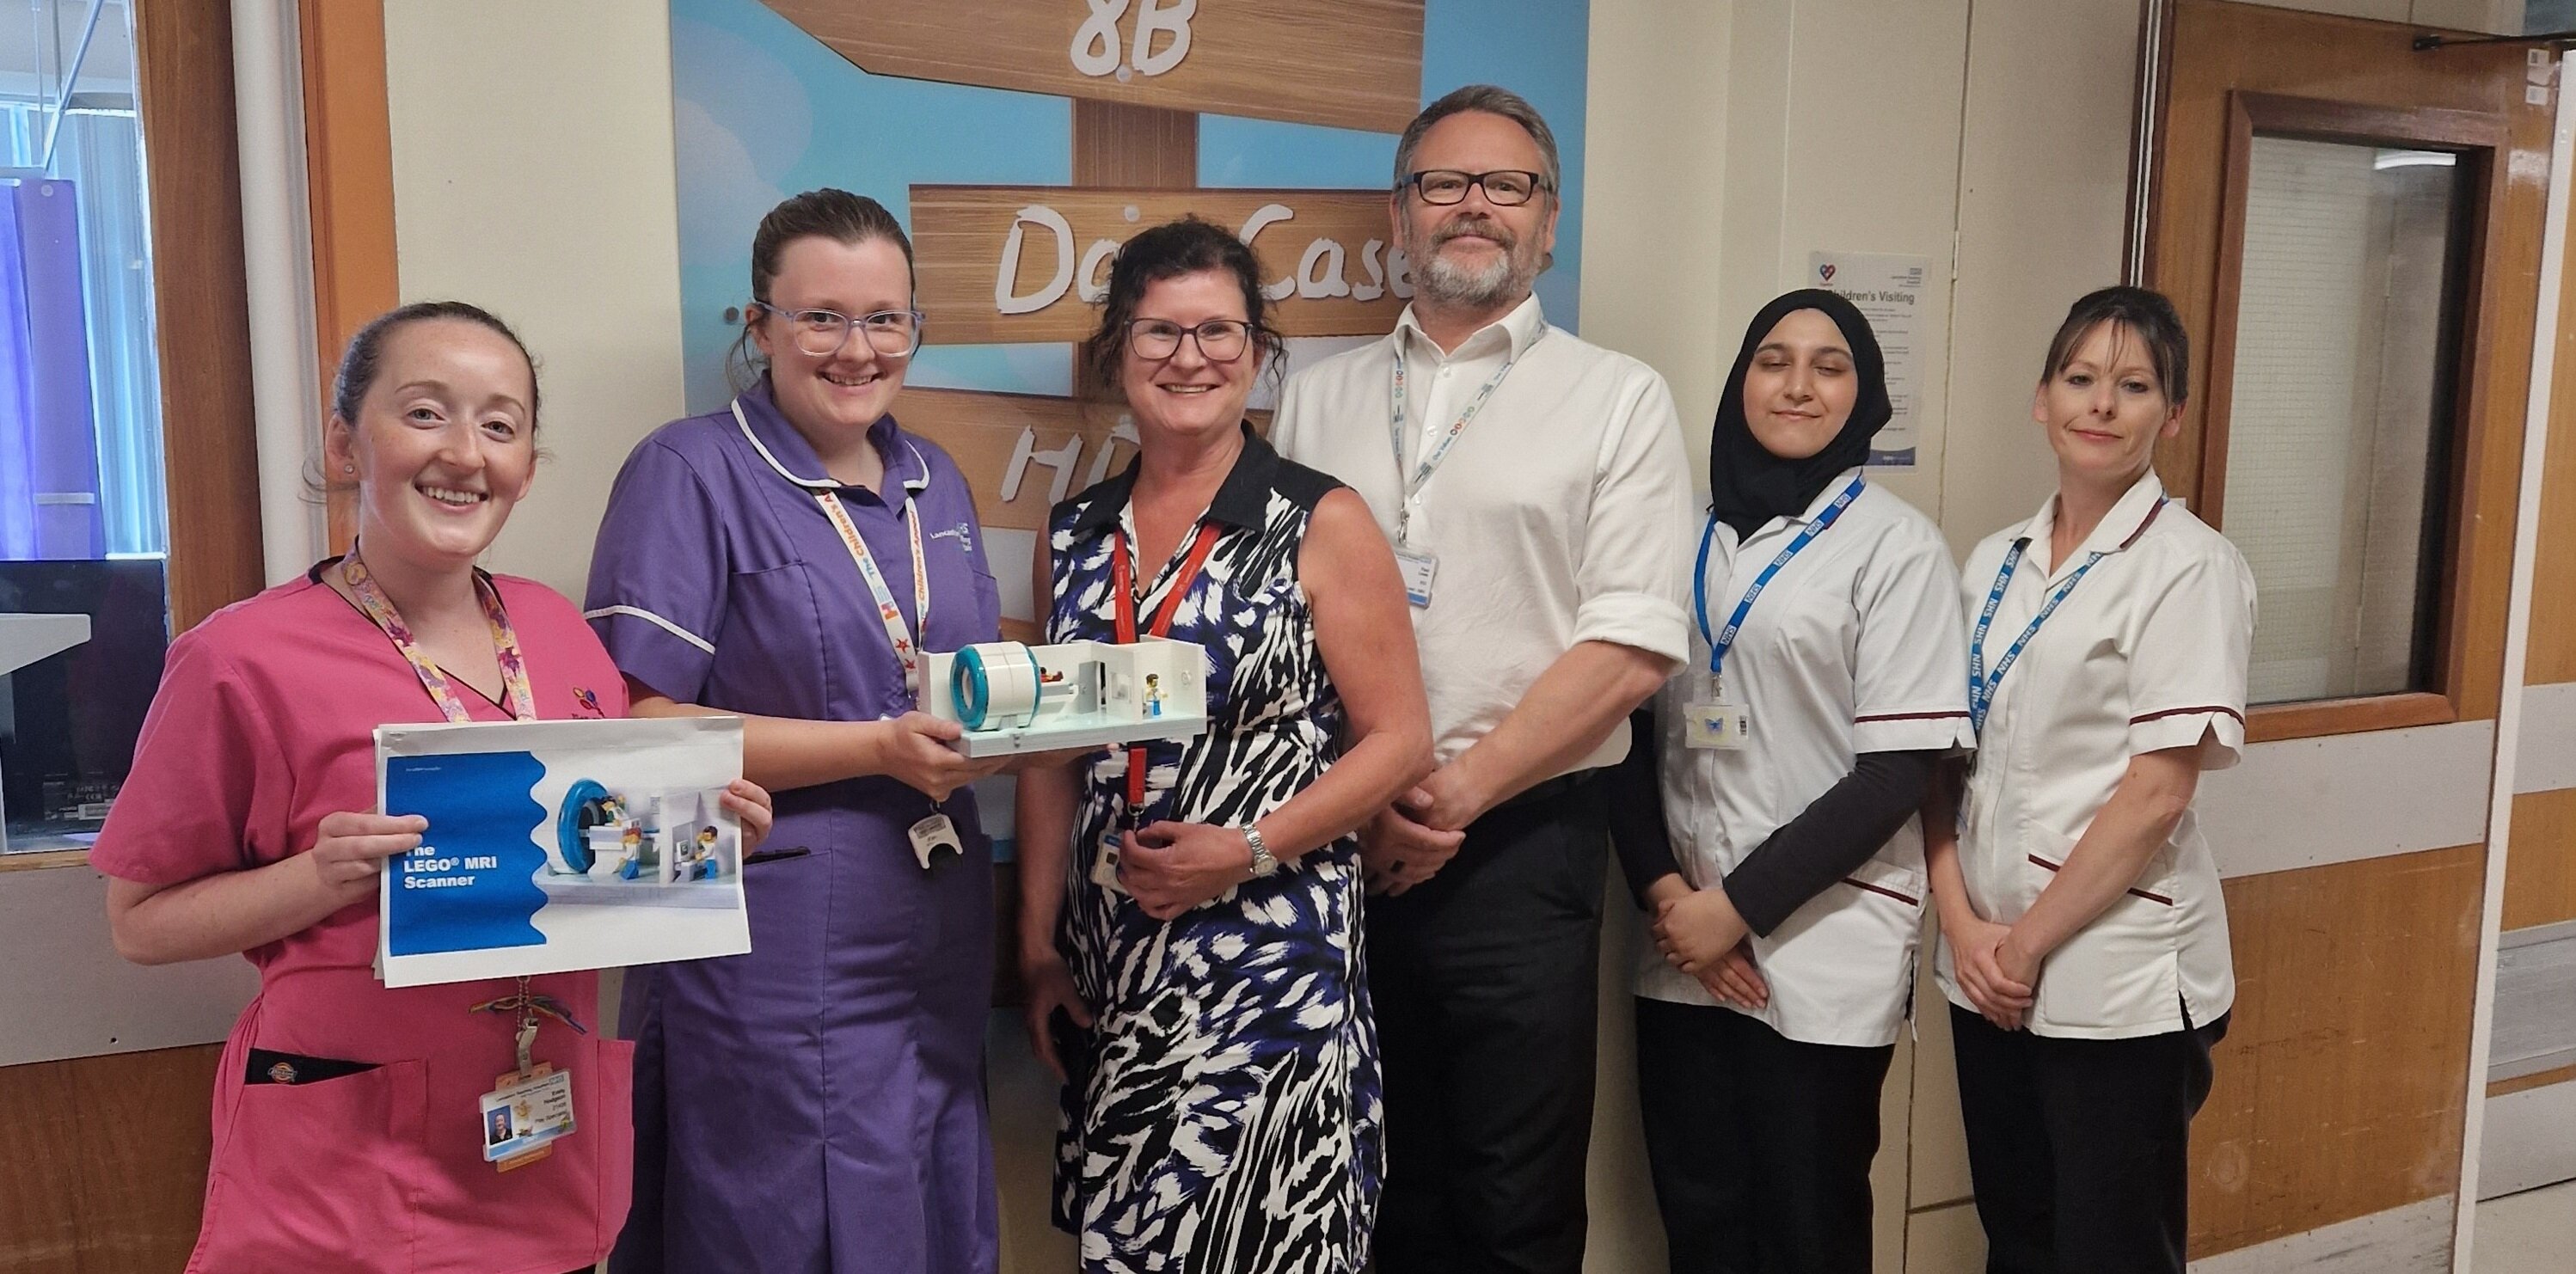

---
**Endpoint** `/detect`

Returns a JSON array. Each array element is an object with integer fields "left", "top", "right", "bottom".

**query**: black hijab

[{"left": 1707, "top": 289, "right": 1891, "bottom": 541}]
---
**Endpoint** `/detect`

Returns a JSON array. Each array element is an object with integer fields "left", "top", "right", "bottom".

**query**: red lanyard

[
  {"left": 1110, "top": 518, "right": 1221, "bottom": 818},
  {"left": 342, "top": 549, "right": 536, "bottom": 723}
]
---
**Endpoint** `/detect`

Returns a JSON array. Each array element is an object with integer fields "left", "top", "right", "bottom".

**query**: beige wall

[{"left": 383, "top": 0, "right": 690, "bottom": 600}]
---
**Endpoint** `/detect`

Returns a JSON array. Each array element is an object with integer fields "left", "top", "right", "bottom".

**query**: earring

[{"left": 344, "top": 463, "right": 356, "bottom": 475}]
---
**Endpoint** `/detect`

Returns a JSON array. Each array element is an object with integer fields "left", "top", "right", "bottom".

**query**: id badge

[
  {"left": 909, "top": 813, "right": 962, "bottom": 870},
  {"left": 1090, "top": 834, "right": 1130, "bottom": 896},
  {"left": 1395, "top": 548, "right": 1438, "bottom": 608},
  {"left": 479, "top": 1065, "right": 574, "bottom": 1169},
  {"left": 1684, "top": 699, "right": 1752, "bottom": 750}
]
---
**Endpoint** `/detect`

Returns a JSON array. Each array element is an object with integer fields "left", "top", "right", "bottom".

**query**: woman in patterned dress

[{"left": 1015, "top": 217, "right": 1433, "bottom": 1274}]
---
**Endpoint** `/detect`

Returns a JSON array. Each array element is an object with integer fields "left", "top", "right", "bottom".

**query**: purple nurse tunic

[{"left": 584, "top": 380, "right": 1002, "bottom": 1274}]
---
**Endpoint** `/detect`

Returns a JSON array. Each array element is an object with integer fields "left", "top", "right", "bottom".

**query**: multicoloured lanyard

[
  {"left": 342, "top": 548, "right": 536, "bottom": 723},
  {"left": 345, "top": 550, "right": 555, "bottom": 1071},
  {"left": 1966, "top": 499, "right": 2168, "bottom": 734},
  {"left": 1388, "top": 327, "right": 1544, "bottom": 546},
  {"left": 814, "top": 487, "right": 931, "bottom": 701},
  {"left": 1693, "top": 475, "right": 1866, "bottom": 680},
  {"left": 1110, "top": 514, "right": 1222, "bottom": 824}
]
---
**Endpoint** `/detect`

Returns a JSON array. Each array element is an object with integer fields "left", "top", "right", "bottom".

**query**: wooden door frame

[
  {"left": 135, "top": 0, "right": 267, "bottom": 632},
  {"left": 2139, "top": 0, "right": 2543, "bottom": 744},
  {"left": 2197, "top": 92, "right": 2505, "bottom": 740}
]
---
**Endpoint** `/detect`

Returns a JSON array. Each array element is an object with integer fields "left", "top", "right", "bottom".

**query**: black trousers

[
  {"left": 1634, "top": 999, "right": 1894, "bottom": 1274},
  {"left": 1949, "top": 1005, "right": 2229, "bottom": 1274},
  {"left": 1365, "top": 778, "right": 1609, "bottom": 1274}
]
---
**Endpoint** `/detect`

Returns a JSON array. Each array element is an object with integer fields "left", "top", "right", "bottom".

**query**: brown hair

[
  {"left": 334, "top": 300, "right": 538, "bottom": 429},
  {"left": 1079, "top": 217, "right": 1285, "bottom": 398},
  {"left": 316, "top": 301, "right": 540, "bottom": 499},
  {"left": 2041, "top": 285, "right": 2191, "bottom": 405},
  {"left": 727, "top": 188, "right": 917, "bottom": 392}
]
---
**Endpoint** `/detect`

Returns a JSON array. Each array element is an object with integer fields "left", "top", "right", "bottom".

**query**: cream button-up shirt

[{"left": 1270, "top": 296, "right": 1693, "bottom": 774}]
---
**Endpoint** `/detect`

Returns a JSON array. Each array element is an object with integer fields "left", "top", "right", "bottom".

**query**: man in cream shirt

[{"left": 1270, "top": 83, "right": 1691, "bottom": 1273}]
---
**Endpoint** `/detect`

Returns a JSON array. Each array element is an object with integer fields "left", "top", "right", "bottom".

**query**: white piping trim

[
  {"left": 2454, "top": 51, "right": 2576, "bottom": 1271},
  {"left": 582, "top": 605, "right": 714, "bottom": 655},
  {"left": 730, "top": 399, "right": 931, "bottom": 493}
]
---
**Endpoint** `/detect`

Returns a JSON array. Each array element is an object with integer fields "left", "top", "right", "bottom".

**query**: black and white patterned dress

[{"left": 1045, "top": 426, "right": 1382, "bottom": 1274}]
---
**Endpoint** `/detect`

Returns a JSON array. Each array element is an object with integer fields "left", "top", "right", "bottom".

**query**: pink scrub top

[{"left": 91, "top": 566, "right": 635, "bottom": 1274}]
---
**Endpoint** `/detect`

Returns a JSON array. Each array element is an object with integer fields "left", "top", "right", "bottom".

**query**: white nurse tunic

[
  {"left": 1640, "top": 473, "right": 1975, "bottom": 1047},
  {"left": 1935, "top": 469, "right": 2255, "bottom": 1040}
]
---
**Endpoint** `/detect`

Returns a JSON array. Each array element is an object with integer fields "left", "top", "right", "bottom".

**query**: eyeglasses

[
  {"left": 1402, "top": 168, "right": 1550, "bottom": 207},
  {"left": 755, "top": 303, "right": 925, "bottom": 358},
  {"left": 1128, "top": 317, "right": 1254, "bottom": 362}
]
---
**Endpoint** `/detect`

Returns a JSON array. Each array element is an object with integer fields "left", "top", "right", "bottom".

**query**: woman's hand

[
  {"left": 1021, "top": 953, "right": 1095, "bottom": 1084},
  {"left": 718, "top": 779, "right": 776, "bottom": 854},
  {"left": 1653, "top": 884, "right": 1751, "bottom": 980},
  {"left": 308, "top": 811, "right": 428, "bottom": 897},
  {"left": 1698, "top": 940, "right": 1769, "bottom": 1010},
  {"left": 874, "top": 712, "right": 1008, "bottom": 801},
  {"left": 1948, "top": 912, "right": 2033, "bottom": 1030},
  {"left": 1119, "top": 821, "right": 1254, "bottom": 921}
]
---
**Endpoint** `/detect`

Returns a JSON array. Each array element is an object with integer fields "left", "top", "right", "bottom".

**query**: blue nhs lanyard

[
  {"left": 1693, "top": 474, "right": 1866, "bottom": 681},
  {"left": 1966, "top": 498, "right": 2168, "bottom": 734}
]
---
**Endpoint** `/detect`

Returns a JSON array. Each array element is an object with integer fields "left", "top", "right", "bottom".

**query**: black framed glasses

[
  {"left": 1402, "top": 168, "right": 1550, "bottom": 206},
  {"left": 754, "top": 303, "right": 924, "bottom": 358},
  {"left": 1128, "top": 317, "right": 1254, "bottom": 362}
]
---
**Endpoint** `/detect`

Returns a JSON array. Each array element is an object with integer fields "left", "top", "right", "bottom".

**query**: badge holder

[
  {"left": 472, "top": 978, "right": 582, "bottom": 1172},
  {"left": 1684, "top": 671, "right": 1752, "bottom": 751},
  {"left": 1394, "top": 548, "right": 1438, "bottom": 609},
  {"left": 910, "top": 812, "right": 961, "bottom": 871}
]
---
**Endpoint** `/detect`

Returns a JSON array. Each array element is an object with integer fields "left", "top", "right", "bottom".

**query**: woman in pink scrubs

[{"left": 93, "top": 301, "right": 772, "bottom": 1274}]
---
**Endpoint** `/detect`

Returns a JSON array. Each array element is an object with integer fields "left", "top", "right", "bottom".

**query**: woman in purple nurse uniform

[{"left": 585, "top": 189, "right": 1010, "bottom": 1274}]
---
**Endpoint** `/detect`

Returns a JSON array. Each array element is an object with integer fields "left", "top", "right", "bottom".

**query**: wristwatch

[{"left": 1244, "top": 824, "right": 1279, "bottom": 878}]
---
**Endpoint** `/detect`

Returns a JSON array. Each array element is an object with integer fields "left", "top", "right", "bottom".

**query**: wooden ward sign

[
  {"left": 758, "top": 0, "right": 1426, "bottom": 134},
  {"left": 911, "top": 185, "right": 1409, "bottom": 343}
]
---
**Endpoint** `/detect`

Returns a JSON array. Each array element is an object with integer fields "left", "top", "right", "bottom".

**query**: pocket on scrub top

[
  {"left": 192, "top": 1057, "right": 428, "bottom": 1274},
  {"left": 1839, "top": 857, "right": 1926, "bottom": 909},
  {"left": 2025, "top": 830, "right": 2185, "bottom": 1032}
]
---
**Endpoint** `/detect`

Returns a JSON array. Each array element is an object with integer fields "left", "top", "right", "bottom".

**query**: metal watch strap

[{"left": 1245, "top": 824, "right": 1279, "bottom": 877}]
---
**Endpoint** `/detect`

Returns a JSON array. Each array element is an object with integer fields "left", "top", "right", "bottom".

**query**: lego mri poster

[{"left": 374, "top": 716, "right": 751, "bottom": 988}]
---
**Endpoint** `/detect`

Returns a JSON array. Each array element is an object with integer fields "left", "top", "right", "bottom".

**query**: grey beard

[{"left": 1414, "top": 242, "right": 1537, "bottom": 308}]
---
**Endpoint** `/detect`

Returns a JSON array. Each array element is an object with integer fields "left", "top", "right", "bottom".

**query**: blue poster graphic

[{"left": 381, "top": 750, "right": 550, "bottom": 957}]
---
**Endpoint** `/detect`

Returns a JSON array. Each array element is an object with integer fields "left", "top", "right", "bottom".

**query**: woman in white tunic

[
  {"left": 1610, "top": 289, "right": 1972, "bottom": 1274},
  {"left": 1926, "top": 285, "right": 2254, "bottom": 1274}
]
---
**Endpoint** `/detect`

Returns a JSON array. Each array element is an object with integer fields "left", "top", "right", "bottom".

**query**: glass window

[
  {"left": 0, "top": 0, "right": 169, "bottom": 853},
  {"left": 2221, "top": 135, "right": 2464, "bottom": 706}
]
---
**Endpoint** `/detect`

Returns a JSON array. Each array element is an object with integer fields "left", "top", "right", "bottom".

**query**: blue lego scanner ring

[
  {"left": 954, "top": 641, "right": 1044, "bottom": 730},
  {"left": 954, "top": 646, "right": 992, "bottom": 729},
  {"left": 557, "top": 777, "right": 609, "bottom": 873}
]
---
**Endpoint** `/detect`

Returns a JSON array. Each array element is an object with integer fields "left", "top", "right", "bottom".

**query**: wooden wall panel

[
  {"left": 2190, "top": 844, "right": 2485, "bottom": 1257},
  {"left": 2505, "top": 787, "right": 2576, "bottom": 933},
  {"left": 132, "top": 0, "right": 266, "bottom": 631},
  {"left": 0, "top": 1044, "right": 218, "bottom": 1272},
  {"left": 302, "top": 0, "right": 401, "bottom": 553}
]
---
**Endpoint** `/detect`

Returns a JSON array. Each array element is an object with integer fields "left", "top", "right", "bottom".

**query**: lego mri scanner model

[{"left": 925, "top": 638, "right": 1208, "bottom": 757}]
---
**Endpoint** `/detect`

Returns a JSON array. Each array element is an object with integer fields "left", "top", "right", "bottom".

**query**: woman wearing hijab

[{"left": 1608, "top": 290, "right": 1973, "bottom": 1273}]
